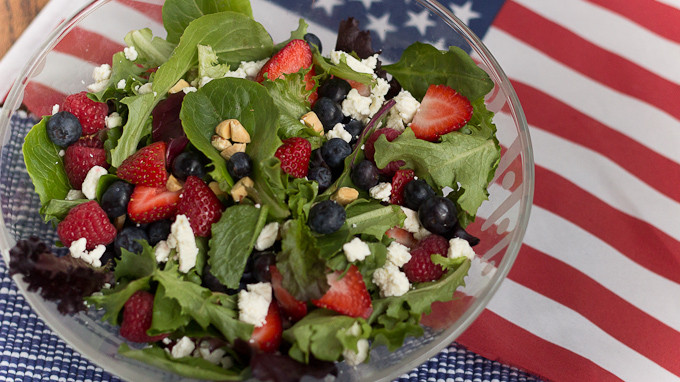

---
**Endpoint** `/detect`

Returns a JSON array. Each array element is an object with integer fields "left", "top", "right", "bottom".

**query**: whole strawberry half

[
  {"left": 57, "top": 200, "right": 117, "bottom": 250},
  {"left": 275, "top": 137, "right": 311, "bottom": 178},
  {"left": 402, "top": 234, "right": 449, "bottom": 282},
  {"left": 389, "top": 169, "right": 415, "bottom": 205},
  {"left": 120, "top": 290, "right": 169, "bottom": 343},
  {"left": 117, "top": 141, "right": 168, "bottom": 187},
  {"left": 63, "top": 144, "right": 109, "bottom": 190},
  {"left": 270, "top": 265, "right": 307, "bottom": 322},
  {"left": 311, "top": 265, "right": 373, "bottom": 319},
  {"left": 250, "top": 302, "right": 283, "bottom": 353},
  {"left": 127, "top": 185, "right": 181, "bottom": 224},
  {"left": 256, "top": 39, "right": 317, "bottom": 103},
  {"left": 410, "top": 84, "right": 473, "bottom": 141},
  {"left": 62, "top": 91, "right": 109, "bottom": 135},
  {"left": 176, "top": 176, "right": 223, "bottom": 237}
]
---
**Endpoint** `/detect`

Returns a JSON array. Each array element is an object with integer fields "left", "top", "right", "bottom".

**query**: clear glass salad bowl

[{"left": 0, "top": 0, "right": 533, "bottom": 381}]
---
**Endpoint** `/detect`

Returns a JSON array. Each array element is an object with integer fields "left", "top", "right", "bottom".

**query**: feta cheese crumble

[
  {"left": 400, "top": 206, "right": 420, "bottom": 233},
  {"left": 254, "top": 222, "right": 279, "bottom": 251},
  {"left": 116, "top": 79, "right": 127, "bottom": 90},
  {"left": 386, "top": 89, "right": 420, "bottom": 132},
  {"left": 105, "top": 112, "right": 123, "bottom": 128},
  {"left": 343, "top": 339, "right": 369, "bottom": 366},
  {"left": 238, "top": 282, "right": 272, "bottom": 327},
  {"left": 447, "top": 237, "right": 476, "bottom": 260},
  {"left": 81, "top": 166, "right": 108, "bottom": 200},
  {"left": 86, "top": 64, "right": 112, "bottom": 93},
  {"left": 51, "top": 104, "right": 60, "bottom": 115},
  {"left": 68, "top": 238, "right": 106, "bottom": 267},
  {"left": 369, "top": 182, "right": 392, "bottom": 202},
  {"left": 137, "top": 82, "right": 153, "bottom": 95},
  {"left": 329, "top": 50, "right": 377, "bottom": 74},
  {"left": 65, "top": 189, "right": 85, "bottom": 201},
  {"left": 372, "top": 263, "right": 410, "bottom": 297},
  {"left": 325, "top": 123, "right": 352, "bottom": 143},
  {"left": 124, "top": 46, "right": 138, "bottom": 61},
  {"left": 167, "top": 215, "right": 199, "bottom": 273},
  {"left": 343, "top": 237, "right": 371, "bottom": 262},
  {"left": 386, "top": 241, "right": 411, "bottom": 268},
  {"left": 196, "top": 341, "right": 227, "bottom": 365},
  {"left": 154, "top": 240, "right": 171, "bottom": 263},
  {"left": 182, "top": 86, "right": 198, "bottom": 94},
  {"left": 171, "top": 336, "right": 195, "bottom": 359}
]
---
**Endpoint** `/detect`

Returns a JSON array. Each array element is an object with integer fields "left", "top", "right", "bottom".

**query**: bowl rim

[{"left": 0, "top": 0, "right": 534, "bottom": 381}]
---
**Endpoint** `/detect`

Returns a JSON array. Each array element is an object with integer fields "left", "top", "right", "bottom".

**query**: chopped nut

[
  {"left": 114, "top": 215, "right": 126, "bottom": 231},
  {"left": 169, "top": 79, "right": 191, "bottom": 94},
  {"left": 219, "top": 143, "right": 246, "bottom": 159},
  {"left": 166, "top": 175, "right": 184, "bottom": 192},
  {"left": 211, "top": 134, "right": 232, "bottom": 151},
  {"left": 209, "top": 181, "right": 225, "bottom": 197},
  {"left": 332, "top": 187, "right": 359, "bottom": 206},
  {"left": 230, "top": 176, "right": 254, "bottom": 202},
  {"left": 300, "top": 111, "right": 324, "bottom": 133},
  {"left": 229, "top": 120, "right": 251, "bottom": 143},
  {"left": 215, "top": 120, "right": 232, "bottom": 140}
]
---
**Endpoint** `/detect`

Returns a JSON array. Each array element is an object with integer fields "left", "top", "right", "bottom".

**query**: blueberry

[
  {"left": 100, "top": 180, "right": 134, "bottom": 219},
  {"left": 202, "top": 263, "right": 229, "bottom": 293},
  {"left": 351, "top": 160, "right": 379, "bottom": 190},
  {"left": 343, "top": 119, "right": 364, "bottom": 145},
  {"left": 309, "top": 149, "right": 329, "bottom": 170},
  {"left": 304, "top": 33, "right": 322, "bottom": 53},
  {"left": 403, "top": 179, "right": 436, "bottom": 211},
  {"left": 418, "top": 196, "right": 458, "bottom": 235},
  {"left": 312, "top": 97, "right": 344, "bottom": 131},
  {"left": 308, "top": 200, "right": 346, "bottom": 234},
  {"left": 147, "top": 219, "right": 172, "bottom": 246},
  {"left": 308, "top": 166, "right": 333, "bottom": 192},
  {"left": 320, "top": 138, "right": 352, "bottom": 170},
  {"left": 227, "top": 152, "right": 253, "bottom": 180},
  {"left": 46, "top": 111, "right": 82, "bottom": 147},
  {"left": 114, "top": 227, "right": 149, "bottom": 256},
  {"left": 172, "top": 152, "right": 206, "bottom": 180},
  {"left": 318, "top": 78, "right": 352, "bottom": 104},
  {"left": 252, "top": 251, "right": 276, "bottom": 283}
]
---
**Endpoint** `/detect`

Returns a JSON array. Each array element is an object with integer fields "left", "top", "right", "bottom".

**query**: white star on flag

[
  {"left": 405, "top": 9, "right": 436, "bottom": 36},
  {"left": 352, "top": 0, "right": 382, "bottom": 9},
  {"left": 366, "top": 12, "right": 397, "bottom": 41},
  {"left": 449, "top": 0, "right": 481, "bottom": 26},
  {"left": 312, "top": 0, "right": 343, "bottom": 16}
]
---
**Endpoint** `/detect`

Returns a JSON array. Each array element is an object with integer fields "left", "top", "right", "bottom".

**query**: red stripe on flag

[
  {"left": 23, "top": 82, "right": 67, "bottom": 117},
  {"left": 513, "top": 80, "right": 680, "bottom": 203},
  {"left": 584, "top": 0, "right": 680, "bottom": 44},
  {"left": 497, "top": 1, "right": 680, "bottom": 122},
  {"left": 458, "top": 308, "right": 622, "bottom": 382},
  {"left": 115, "top": 0, "right": 164, "bottom": 23},
  {"left": 510, "top": 245, "right": 680, "bottom": 377},
  {"left": 534, "top": 165, "right": 680, "bottom": 284},
  {"left": 54, "top": 27, "right": 125, "bottom": 65}
]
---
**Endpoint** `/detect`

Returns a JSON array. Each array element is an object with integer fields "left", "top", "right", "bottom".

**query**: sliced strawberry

[
  {"left": 410, "top": 84, "right": 473, "bottom": 141},
  {"left": 127, "top": 185, "right": 181, "bottom": 224},
  {"left": 250, "top": 302, "right": 283, "bottom": 353},
  {"left": 117, "top": 141, "right": 168, "bottom": 187},
  {"left": 389, "top": 169, "right": 415, "bottom": 205},
  {"left": 270, "top": 265, "right": 307, "bottom": 322},
  {"left": 275, "top": 137, "right": 311, "bottom": 178},
  {"left": 257, "top": 39, "right": 312, "bottom": 82},
  {"left": 305, "top": 67, "right": 318, "bottom": 105},
  {"left": 311, "top": 265, "right": 373, "bottom": 319},
  {"left": 176, "top": 176, "right": 223, "bottom": 237},
  {"left": 385, "top": 227, "right": 417, "bottom": 249},
  {"left": 346, "top": 79, "right": 370, "bottom": 97}
]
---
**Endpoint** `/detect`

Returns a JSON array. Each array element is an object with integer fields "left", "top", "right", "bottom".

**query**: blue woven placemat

[{"left": 0, "top": 112, "right": 541, "bottom": 382}]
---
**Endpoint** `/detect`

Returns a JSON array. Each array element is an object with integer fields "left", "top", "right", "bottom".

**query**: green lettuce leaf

[
  {"left": 90, "top": 52, "right": 148, "bottom": 102},
  {"left": 345, "top": 199, "right": 405, "bottom": 241},
  {"left": 123, "top": 28, "right": 176, "bottom": 69},
  {"left": 162, "top": 0, "right": 254, "bottom": 44},
  {"left": 149, "top": 283, "right": 191, "bottom": 335},
  {"left": 273, "top": 18, "right": 308, "bottom": 51},
  {"left": 41, "top": 199, "right": 87, "bottom": 223},
  {"left": 85, "top": 277, "right": 151, "bottom": 325},
  {"left": 197, "top": 44, "right": 230, "bottom": 79}
]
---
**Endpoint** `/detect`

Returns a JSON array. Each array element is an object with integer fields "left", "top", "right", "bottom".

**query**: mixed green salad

[{"left": 9, "top": 0, "right": 501, "bottom": 381}]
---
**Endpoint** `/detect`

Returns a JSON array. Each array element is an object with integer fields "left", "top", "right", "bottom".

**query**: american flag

[{"left": 2, "top": 0, "right": 679, "bottom": 381}]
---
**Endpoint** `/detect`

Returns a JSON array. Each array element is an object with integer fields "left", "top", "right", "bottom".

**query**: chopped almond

[
  {"left": 300, "top": 111, "right": 324, "bottom": 133},
  {"left": 169, "top": 79, "right": 191, "bottom": 94},
  {"left": 229, "top": 120, "right": 251, "bottom": 143},
  {"left": 230, "top": 176, "right": 254, "bottom": 202},
  {"left": 166, "top": 175, "right": 184, "bottom": 192},
  {"left": 220, "top": 143, "right": 246, "bottom": 159},
  {"left": 332, "top": 187, "right": 359, "bottom": 206},
  {"left": 215, "top": 120, "right": 232, "bottom": 140},
  {"left": 211, "top": 134, "right": 232, "bottom": 151}
]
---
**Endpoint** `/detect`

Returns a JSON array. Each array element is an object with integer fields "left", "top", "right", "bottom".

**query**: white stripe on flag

[
  {"left": 78, "top": 1, "right": 165, "bottom": 42},
  {"left": 31, "top": 51, "right": 96, "bottom": 95},
  {"left": 655, "top": 0, "right": 680, "bottom": 11}
]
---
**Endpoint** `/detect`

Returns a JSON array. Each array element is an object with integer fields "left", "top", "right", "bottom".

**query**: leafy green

[
  {"left": 373, "top": 129, "right": 499, "bottom": 226},
  {"left": 382, "top": 42, "right": 493, "bottom": 101},
  {"left": 162, "top": 0, "right": 254, "bottom": 44},
  {"left": 273, "top": 18, "right": 308, "bottom": 51},
  {"left": 286, "top": 178, "right": 318, "bottom": 219},
  {"left": 114, "top": 242, "right": 157, "bottom": 282},
  {"left": 149, "top": 283, "right": 191, "bottom": 335},
  {"left": 277, "top": 219, "right": 329, "bottom": 301},
  {"left": 345, "top": 199, "right": 405, "bottom": 240},
  {"left": 197, "top": 44, "right": 231, "bottom": 79},
  {"left": 464, "top": 98, "right": 498, "bottom": 140},
  {"left": 41, "top": 199, "right": 87, "bottom": 223},
  {"left": 85, "top": 277, "right": 151, "bottom": 325},
  {"left": 261, "top": 71, "right": 319, "bottom": 142},
  {"left": 431, "top": 254, "right": 468, "bottom": 270},
  {"left": 91, "top": 52, "right": 148, "bottom": 102},
  {"left": 312, "top": 51, "right": 374, "bottom": 86},
  {"left": 22, "top": 117, "right": 71, "bottom": 209},
  {"left": 207, "top": 204, "right": 268, "bottom": 289},
  {"left": 124, "top": 28, "right": 176, "bottom": 69},
  {"left": 119, "top": 343, "right": 244, "bottom": 381},
  {"left": 109, "top": 93, "right": 155, "bottom": 167}
]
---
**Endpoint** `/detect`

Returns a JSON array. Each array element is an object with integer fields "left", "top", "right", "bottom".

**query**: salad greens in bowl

[{"left": 0, "top": 0, "right": 533, "bottom": 381}]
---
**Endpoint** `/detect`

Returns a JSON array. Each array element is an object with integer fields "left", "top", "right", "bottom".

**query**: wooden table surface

[{"left": 0, "top": 0, "right": 51, "bottom": 58}]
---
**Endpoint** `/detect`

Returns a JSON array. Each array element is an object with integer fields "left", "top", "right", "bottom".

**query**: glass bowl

[{"left": 0, "top": 0, "right": 533, "bottom": 381}]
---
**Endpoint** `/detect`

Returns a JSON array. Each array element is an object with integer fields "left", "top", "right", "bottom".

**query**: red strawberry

[
  {"left": 410, "top": 84, "right": 473, "bottom": 141},
  {"left": 346, "top": 79, "right": 370, "bottom": 97},
  {"left": 274, "top": 137, "right": 311, "bottom": 178},
  {"left": 176, "top": 176, "right": 223, "bottom": 237},
  {"left": 250, "top": 302, "right": 283, "bottom": 352},
  {"left": 63, "top": 144, "right": 109, "bottom": 189},
  {"left": 57, "top": 200, "right": 117, "bottom": 250},
  {"left": 117, "top": 141, "right": 168, "bottom": 187},
  {"left": 311, "top": 265, "right": 373, "bottom": 319},
  {"left": 120, "top": 290, "right": 169, "bottom": 343},
  {"left": 385, "top": 227, "right": 417, "bottom": 249},
  {"left": 363, "top": 128, "right": 405, "bottom": 175},
  {"left": 402, "top": 234, "right": 449, "bottom": 282},
  {"left": 270, "top": 265, "right": 307, "bottom": 322},
  {"left": 305, "top": 67, "right": 319, "bottom": 105},
  {"left": 389, "top": 169, "right": 415, "bottom": 205},
  {"left": 127, "top": 185, "right": 181, "bottom": 223},
  {"left": 62, "top": 91, "right": 108, "bottom": 135},
  {"left": 256, "top": 39, "right": 317, "bottom": 103}
]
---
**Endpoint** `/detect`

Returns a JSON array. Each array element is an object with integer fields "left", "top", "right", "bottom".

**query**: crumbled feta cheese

[
  {"left": 86, "top": 81, "right": 108, "bottom": 93},
  {"left": 343, "top": 338, "right": 369, "bottom": 366},
  {"left": 81, "top": 166, "right": 108, "bottom": 200},
  {"left": 238, "top": 282, "right": 272, "bottom": 327},
  {"left": 105, "top": 112, "right": 123, "bottom": 128},
  {"left": 447, "top": 237, "right": 476, "bottom": 260},
  {"left": 162, "top": 337, "right": 172, "bottom": 345},
  {"left": 330, "top": 50, "right": 375, "bottom": 74},
  {"left": 386, "top": 241, "right": 411, "bottom": 267},
  {"left": 392, "top": 89, "right": 420, "bottom": 123},
  {"left": 325, "top": 123, "right": 352, "bottom": 143},
  {"left": 369, "top": 182, "right": 392, "bottom": 202},
  {"left": 92, "top": 64, "right": 112, "bottom": 83},
  {"left": 171, "top": 337, "right": 195, "bottom": 359},
  {"left": 343, "top": 237, "right": 371, "bottom": 262},
  {"left": 137, "top": 82, "right": 153, "bottom": 94},
  {"left": 239, "top": 59, "right": 268, "bottom": 78},
  {"left": 51, "top": 104, "right": 60, "bottom": 115},
  {"left": 124, "top": 46, "right": 138, "bottom": 61},
  {"left": 367, "top": 77, "right": 390, "bottom": 117},
  {"left": 372, "top": 263, "right": 410, "bottom": 297},
  {"left": 68, "top": 238, "right": 87, "bottom": 260},
  {"left": 65, "top": 189, "right": 85, "bottom": 200},
  {"left": 58, "top": 149, "right": 65, "bottom": 157},
  {"left": 197, "top": 341, "right": 227, "bottom": 365},
  {"left": 223, "top": 67, "right": 247, "bottom": 79},
  {"left": 341, "top": 89, "right": 372, "bottom": 121},
  {"left": 220, "top": 356, "right": 233, "bottom": 369},
  {"left": 68, "top": 238, "right": 106, "bottom": 267},
  {"left": 182, "top": 86, "right": 198, "bottom": 94},
  {"left": 167, "top": 215, "right": 199, "bottom": 273},
  {"left": 116, "top": 79, "right": 127, "bottom": 90},
  {"left": 400, "top": 206, "right": 420, "bottom": 233},
  {"left": 413, "top": 226, "right": 431, "bottom": 241},
  {"left": 154, "top": 240, "right": 171, "bottom": 263},
  {"left": 254, "top": 222, "right": 279, "bottom": 251}
]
